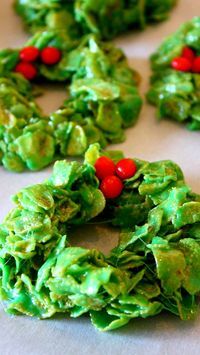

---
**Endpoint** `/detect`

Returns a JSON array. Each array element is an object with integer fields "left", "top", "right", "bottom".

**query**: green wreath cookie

[
  {"left": 15, "top": 0, "right": 177, "bottom": 39},
  {"left": 0, "top": 31, "right": 142, "bottom": 172},
  {"left": 147, "top": 17, "right": 200, "bottom": 130},
  {"left": 1, "top": 144, "right": 200, "bottom": 331}
]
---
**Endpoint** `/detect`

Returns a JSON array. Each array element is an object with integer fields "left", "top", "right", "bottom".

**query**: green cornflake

[
  {"left": 0, "top": 1, "right": 177, "bottom": 172},
  {"left": 0, "top": 32, "right": 142, "bottom": 172},
  {"left": 14, "top": 0, "right": 177, "bottom": 39},
  {"left": 1, "top": 144, "right": 200, "bottom": 331},
  {"left": 147, "top": 17, "right": 200, "bottom": 130}
]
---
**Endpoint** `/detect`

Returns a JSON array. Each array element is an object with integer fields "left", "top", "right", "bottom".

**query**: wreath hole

[
  {"left": 35, "top": 82, "right": 68, "bottom": 115},
  {"left": 69, "top": 223, "right": 119, "bottom": 255}
]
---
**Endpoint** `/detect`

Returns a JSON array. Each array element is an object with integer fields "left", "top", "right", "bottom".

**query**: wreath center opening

[
  {"left": 35, "top": 82, "right": 68, "bottom": 115},
  {"left": 69, "top": 223, "right": 119, "bottom": 255}
]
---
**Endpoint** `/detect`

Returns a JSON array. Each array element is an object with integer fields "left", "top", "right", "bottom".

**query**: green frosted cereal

[
  {"left": 147, "top": 17, "right": 200, "bottom": 130},
  {"left": 0, "top": 33, "right": 142, "bottom": 171},
  {"left": 1, "top": 144, "right": 200, "bottom": 331},
  {"left": 0, "top": 0, "right": 177, "bottom": 172},
  {"left": 14, "top": 0, "right": 177, "bottom": 39}
]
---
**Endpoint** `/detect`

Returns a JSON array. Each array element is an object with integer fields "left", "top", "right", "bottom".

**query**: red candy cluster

[
  {"left": 171, "top": 46, "right": 200, "bottom": 73},
  {"left": 14, "top": 46, "right": 62, "bottom": 81},
  {"left": 95, "top": 156, "right": 137, "bottom": 199}
]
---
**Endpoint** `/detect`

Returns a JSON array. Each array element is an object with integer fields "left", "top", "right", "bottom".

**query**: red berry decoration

[
  {"left": 14, "top": 62, "right": 37, "bottom": 80},
  {"left": 100, "top": 175, "right": 123, "bottom": 199},
  {"left": 20, "top": 46, "right": 40, "bottom": 62},
  {"left": 171, "top": 57, "right": 192, "bottom": 72},
  {"left": 182, "top": 46, "right": 195, "bottom": 62},
  {"left": 116, "top": 158, "right": 137, "bottom": 180},
  {"left": 41, "top": 47, "right": 62, "bottom": 65},
  {"left": 94, "top": 156, "right": 116, "bottom": 180},
  {"left": 192, "top": 57, "right": 200, "bottom": 73}
]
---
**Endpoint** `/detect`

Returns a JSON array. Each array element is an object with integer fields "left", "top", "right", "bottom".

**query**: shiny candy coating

[
  {"left": 40, "top": 47, "right": 62, "bottom": 65},
  {"left": 15, "top": 61, "right": 37, "bottom": 80},
  {"left": 192, "top": 57, "right": 200, "bottom": 73},
  {"left": 94, "top": 156, "right": 116, "bottom": 180},
  {"left": 171, "top": 57, "right": 192, "bottom": 72},
  {"left": 182, "top": 46, "right": 195, "bottom": 62},
  {"left": 100, "top": 175, "right": 124, "bottom": 198},
  {"left": 116, "top": 158, "right": 137, "bottom": 180},
  {"left": 20, "top": 46, "right": 40, "bottom": 62}
]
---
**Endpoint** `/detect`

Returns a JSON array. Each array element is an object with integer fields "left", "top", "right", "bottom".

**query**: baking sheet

[{"left": 0, "top": 1, "right": 200, "bottom": 354}]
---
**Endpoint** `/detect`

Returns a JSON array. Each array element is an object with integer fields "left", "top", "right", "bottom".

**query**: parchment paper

[{"left": 0, "top": 1, "right": 200, "bottom": 354}]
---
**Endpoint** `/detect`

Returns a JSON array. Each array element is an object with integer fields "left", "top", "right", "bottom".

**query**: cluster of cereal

[{"left": 1, "top": 144, "right": 200, "bottom": 331}]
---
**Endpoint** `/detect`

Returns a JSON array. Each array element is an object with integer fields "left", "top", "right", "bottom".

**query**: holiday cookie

[
  {"left": 0, "top": 31, "right": 142, "bottom": 172},
  {"left": 15, "top": 0, "right": 177, "bottom": 39},
  {"left": 147, "top": 17, "right": 200, "bottom": 130},
  {"left": 1, "top": 144, "right": 200, "bottom": 331}
]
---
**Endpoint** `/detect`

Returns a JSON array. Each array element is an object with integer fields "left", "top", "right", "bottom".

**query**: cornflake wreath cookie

[
  {"left": 15, "top": 0, "right": 177, "bottom": 39},
  {"left": 0, "top": 31, "right": 142, "bottom": 172},
  {"left": 147, "top": 17, "right": 200, "bottom": 130},
  {"left": 1, "top": 143, "right": 200, "bottom": 332}
]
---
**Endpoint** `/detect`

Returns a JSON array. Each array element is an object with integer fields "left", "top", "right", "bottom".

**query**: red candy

[
  {"left": 95, "top": 156, "right": 137, "bottom": 199},
  {"left": 182, "top": 47, "right": 195, "bottom": 62},
  {"left": 15, "top": 62, "right": 37, "bottom": 80},
  {"left": 171, "top": 57, "right": 192, "bottom": 72},
  {"left": 95, "top": 156, "right": 116, "bottom": 180},
  {"left": 41, "top": 47, "right": 62, "bottom": 65},
  {"left": 20, "top": 46, "right": 40, "bottom": 62},
  {"left": 192, "top": 57, "right": 200, "bottom": 73},
  {"left": 100, "top": 175, "right": 123, "bottom": 199},
  {"left": 116, "top": 158, "right": 137, "bottom": 180}
]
